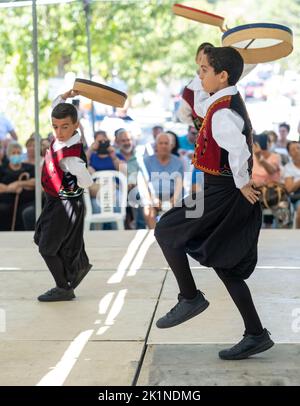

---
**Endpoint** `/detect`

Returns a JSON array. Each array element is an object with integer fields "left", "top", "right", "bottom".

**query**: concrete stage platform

[{"left": 0, "top": 230, "right": 299, "bottom": 386}]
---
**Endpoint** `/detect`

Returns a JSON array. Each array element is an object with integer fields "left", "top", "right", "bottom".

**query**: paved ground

[{"left": 0, "top": 230, "right": 300, "bottom": 386}]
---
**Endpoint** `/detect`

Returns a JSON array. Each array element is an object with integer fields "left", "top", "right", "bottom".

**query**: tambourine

[
  {"left": 172, "top": 4, "right": 225, "bottom": 30},
  {"left": 73, "top": 78, "right": 127, "bottom": 107},
  {"left": 172, "top": 3, "right": 293, "bottom": 63},
  {"left": 222, "top": 23, "right": 293, "bottom": 64}
]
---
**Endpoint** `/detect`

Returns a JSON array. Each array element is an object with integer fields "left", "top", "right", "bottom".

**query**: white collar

[
  {"left": 187, "top": 74, "right": 203, "bottom": 91},
  {"left": 203, "top": 86, "right": 238, "bottom": 115},
  {"left": 53, "top": 132, "right": 80, "bottom": 152}
]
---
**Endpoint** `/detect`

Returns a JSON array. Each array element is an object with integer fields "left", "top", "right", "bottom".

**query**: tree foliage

[{"left": 0, "top": 0, "right": 299, "bottom": 138}]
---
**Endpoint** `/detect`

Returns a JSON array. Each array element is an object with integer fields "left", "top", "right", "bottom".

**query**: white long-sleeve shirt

[
  {"left": 203, "top": 86, "right": 251, "bottom": 189},
  {"left": 51, "top": 96, "right": 93, "bottom": 189},
  {"left": 177, "top": 64, "right": 256, "bottom": 126}
]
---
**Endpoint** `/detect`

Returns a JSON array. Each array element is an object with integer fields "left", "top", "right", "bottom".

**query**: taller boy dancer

[{"left": 155, "top": 47, "right": 274, "bottom": 360}]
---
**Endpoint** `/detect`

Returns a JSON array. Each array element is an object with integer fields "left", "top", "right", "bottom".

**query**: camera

[{"left": 97, "top": 140, "right": 110, "bottom": 155}]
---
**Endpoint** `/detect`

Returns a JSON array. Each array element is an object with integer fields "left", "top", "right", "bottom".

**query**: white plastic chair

[{"left": 84, "top": 170, "right": 128, "bottom": 230}]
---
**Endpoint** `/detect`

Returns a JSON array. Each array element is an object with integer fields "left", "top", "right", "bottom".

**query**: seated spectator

[
  {"left": 0, "top": 142, "right": 35, "bottom": 231},
  {"left": 284, "top": 141, "right": 300, "bottom": 228},
  {"left": 274, "top": 122, "right": 290, "bottom": 165},
  {"left": 252, "top": 133, "right": 282, "bottom": 186},
  {"left": 267, "top": 130, "right": 278, "bottom": 152},
  {"left": 252, "top": 133, "right": 282, "bottom": 228},
  {"left": 178, "top": 125, "right": 197, "bottom": 159},
  {"left": 115, "top": 128, "right": 146, "bottom": 229},
  {"left": 86, "top": 130, "right": 126, "bottom": 229},
  {"left": 152, "top": 125, "right": 163, "bottom": 140},
  {"left": 142, "top": 125, "right": 164, "bottom": 157},
  {"left": 87, "top": 130, "right": 125, "bottom": 172},
  {"left": 143, "top": 132, "right": 184, "bottom": 228},
  {"left": 166, "top": 130, "right": 180, "bottom": 157},
  {"left": 23, "top": 138, "right": 35, "bottom": 165}
]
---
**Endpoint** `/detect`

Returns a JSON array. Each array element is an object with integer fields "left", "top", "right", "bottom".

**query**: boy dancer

[
  {"left": 35, "top": 90, "right": 93, "bottom": 301},
  {"left": 155, "top": 47, "right": 274, "bottom": 360},
  {"left": 177, "top": 42, "right": 213, "bottom": 130}
]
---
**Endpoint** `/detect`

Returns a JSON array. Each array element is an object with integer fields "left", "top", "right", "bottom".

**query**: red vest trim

[
  {"left": 192, "top": 95, "right": 232, "bottom": 176},
  {"left": 41, "top": 141, "right": 82, "bottom": 197}
]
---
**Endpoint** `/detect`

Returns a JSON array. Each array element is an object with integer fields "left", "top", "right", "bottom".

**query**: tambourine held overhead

[
  {"left": 172, "top": 3, "right": 293, "bottom": 64},
  {"left": 222, "top": 23, "right": 293, "bottom": 64},
  {"left": 73, "top": 78, "right": 127, "bottom": 108},
  {"left": 172, "top": 3, "right": 225, "bottom": 30}
]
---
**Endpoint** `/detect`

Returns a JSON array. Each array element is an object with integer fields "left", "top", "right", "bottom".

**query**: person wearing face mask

[{"left": 0, "top": 142, "right": 35, "bottom": 230}]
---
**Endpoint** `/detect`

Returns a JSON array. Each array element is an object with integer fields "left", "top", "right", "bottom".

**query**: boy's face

[
  {"left": 199, "top": 54, "right": 228, "bottom": 94},
  {"left": 52, "top": 116, "right": 79, "bottom": 143}
]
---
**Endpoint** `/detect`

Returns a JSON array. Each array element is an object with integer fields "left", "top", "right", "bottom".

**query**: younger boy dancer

[
  {"left": 177, "top": 42, "right": 213, "bottom": 130},
  {"left": 35, "top": 90, "right": 93, "bottom": 302},
  {"left": 155, "top": 47, "right": 274, "bottom": 360}
]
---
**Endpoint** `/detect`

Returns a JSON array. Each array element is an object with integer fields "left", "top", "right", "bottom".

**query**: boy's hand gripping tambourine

[
  {"left": 172, "top": 3, "right": 293, "bottom": 63},
  {"left": 73, "top": 78, "right": 127, "bottom": 107}
]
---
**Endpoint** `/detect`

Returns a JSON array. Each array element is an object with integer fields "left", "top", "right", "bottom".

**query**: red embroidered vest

[
  {"left": 182, "top": 86, "right": 203, "bottom": 131},
  {"left": 192, "top": 93, "right": 253, "bottom": 177},
  {"left": 41, "top": 140, "right": 83, "bottom": 197}
]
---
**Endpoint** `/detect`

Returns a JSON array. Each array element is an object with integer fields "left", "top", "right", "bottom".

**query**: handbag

[{"left": 258, "top": 182, "right": 288, "bottom": 209}]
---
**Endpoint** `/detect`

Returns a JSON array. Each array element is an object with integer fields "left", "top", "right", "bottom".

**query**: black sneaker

[
  {"left": 70, "top": 264, "right": 92, "bottom": 289},
  {"left": 156, "top": 290, "right": 209, "bottom": 329},
  {"left": 219, "top": 328, "right": 274, "bottom": 360},
  {"left": 38, "top": 287, "right": 75, "bottom": 302}
]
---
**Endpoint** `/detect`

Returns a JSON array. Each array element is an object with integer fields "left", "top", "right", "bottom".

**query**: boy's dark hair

[
  {"left": 196, "top": 42, "right": 214, "bottom": 59},
  {"left": 279, "top": 122, "right": 290, "bottom": 133},
  {"left": 204, "top": 46, "right": 244, "bottom": 86},
  {"left": 51, "top": 103, "right": 78, "bottom": 123}
]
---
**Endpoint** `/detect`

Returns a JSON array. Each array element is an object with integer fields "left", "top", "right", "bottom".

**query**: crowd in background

[{"left": 1, "top": 107, "right": 300, "bottom": 231}]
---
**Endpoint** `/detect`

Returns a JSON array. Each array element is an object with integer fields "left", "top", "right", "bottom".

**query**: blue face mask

[{"left": 9, "top": 154, "right": 23, "bottom": 165}]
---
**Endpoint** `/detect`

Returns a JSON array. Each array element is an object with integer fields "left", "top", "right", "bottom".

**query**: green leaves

[{"left": 0, "top": 0, "right": 299, "bottom": 141}]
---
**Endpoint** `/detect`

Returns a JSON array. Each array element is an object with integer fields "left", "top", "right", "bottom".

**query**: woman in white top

[{"left": 284, "top": 141, "right": 300, "bottom": 228}]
